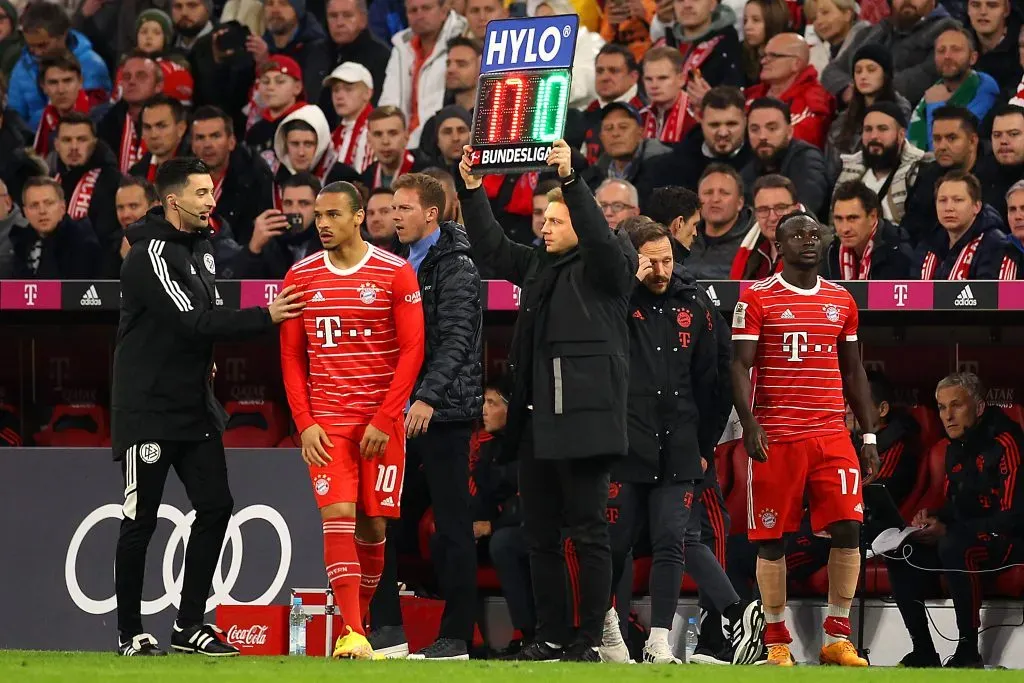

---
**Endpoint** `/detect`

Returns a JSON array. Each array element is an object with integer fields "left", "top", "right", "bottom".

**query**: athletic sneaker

[
  {"left": 688, "top": 645, "right": 731, "bottom": 665},
  {"left": 501, "top": 641, "right": 562, "bottom": 661},
  {"left": 820, "top": 639, "right": 868, "bottom": 667},
  {"left": 766, "top": 643, "right": 795, "bottom": 666},
  {"left": 118, "top": 633, "right": 166, "bottom": 656},
  {"left": 561, "top": 641, "right": 601, "bottom": 663},
  {"left": 598, "top": 608, "right": 631, "bottom": 663},
  {"left": 333, "top": 626, "right": 376, "bottom": 660},
  {"left": 407, "top": 638, "right": 469, "bottom": 660},
  {"left": 170, "top": 623, "right": 240, "bottom": 657},
  {"left": 642, "top": 639, "right": 680, "bottom": 664},
  {"left": 367, "top": 625, "right": 409, "bottom": 659},
  {"left": 726, "top": 601, "right": 766, "bottom": 665}
]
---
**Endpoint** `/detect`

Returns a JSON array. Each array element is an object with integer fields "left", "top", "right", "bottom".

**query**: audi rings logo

[{"left": 65, "top": 503, "right": 292, "bottom": 615}]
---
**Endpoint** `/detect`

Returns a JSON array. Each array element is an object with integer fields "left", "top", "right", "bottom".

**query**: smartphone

[
  {"left": 286, "top": 213, "right": 305, "bottom": 230},
  {"left": 216, "top": 21, "right": 250, "bottom": 54}
]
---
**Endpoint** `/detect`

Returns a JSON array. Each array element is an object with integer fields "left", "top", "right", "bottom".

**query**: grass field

[{"left": 0, "top": 652, "right": 1010, "bottom": 683}]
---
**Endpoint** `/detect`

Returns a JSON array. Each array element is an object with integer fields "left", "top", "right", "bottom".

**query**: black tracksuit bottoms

[{"left": 115, "top": 438, "right": 233, "bottom": 638}]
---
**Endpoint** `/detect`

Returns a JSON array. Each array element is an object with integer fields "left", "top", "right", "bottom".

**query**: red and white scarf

[
  {"left": 372, "top": 151, "right": 416, "bottom": 189},
  {"left": 920, "top": 235, "right": 983, "bottom": 280},
  {"left": 144, "top": 156, "right": 159, "bottom": 182},
  {"left": 34, "top": 91, "right": 90, "bottom": 156},
  {"left": 641, "top": 93, "right": 686, "bottom": 144},
  {"left": 839, "top": 228, "right": 876, "bottom": 280},
  {"left": 644, "top": 35, "right": 725, "bottom": 143},
  {"left": 331, "top": 104, "right": 374, "bottom": 173},
  {"left": 119, "top": 113, "right": 146, "bottom": 173},
  {"left": 999, "top": 255, "right": 1018, "bottom": 280},
  {"left": 58, "top": 168, "right": 102, "bottom": 220}
]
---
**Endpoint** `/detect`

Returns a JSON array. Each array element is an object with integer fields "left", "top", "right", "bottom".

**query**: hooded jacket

[
  {"left": 271, "top": 104, "right": 359, "bottom": 193},
  {"left": 392, "top": 222, "right": 483, "bottom": 422},
  {"left": 915, "top": 204, "right": 1010, "bottom": 280},
  {"left": 820, "top": 5, "right": 959, "bottom": 105},
  {"left": 825, "top": 218, "right": 915, "bottom": 280},
  {"left": 10, "top": 215, "right": 100, "bottom": 279},
  {"left": 662, "top": 4, "right": 743, "bottom": 90},
  {"left": 0, "top": 204, "right": 29, "bottom": 278},
  {"left": 263, "top": 14, "right": 333, "bottom": 104},
  {"left": 740, "top": 138, "right": 831, "bottom": 217},
  {"left": 826, "top": 92, "right": 913, "bottom": 168},
  {"left": 9, "top": 30, "right": 111, "bottom": 130},
  {"left": 686, "top": 206, "right": 754, "bottom": 280},
  {"left": 834, "top": 141, "right": 931, "bottom": 225},
  {"left": 54, "top": 140, "right": 122, "bottom": 276},
  {"left": 934, "top": 406, "right": 1024, "bottom": 539},
  {"left": 379, "top": 10, "right": 468, "bottom": 147},
  {"left": 745, "top": 65, "right": 836, "bottom": 150},
  {"left": 111, "top": 208, "right": 273, "bottom": 456}
]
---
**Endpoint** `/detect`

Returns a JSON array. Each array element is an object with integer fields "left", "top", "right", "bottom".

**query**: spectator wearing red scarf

[
  {"left": 34, "top": 51, "right": 95, "bottom": 157},
  {"left": 825, "top": 180, "right": 914, "bottom": 280}
]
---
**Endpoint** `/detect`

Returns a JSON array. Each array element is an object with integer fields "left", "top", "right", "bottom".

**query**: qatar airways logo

[
  {"left": 893, "top": 284, "right": 909, "bottom": 307},
  {"left": 316, "top": 316, "right": 342, "bottom": 348},
  {"left": 226, "top": 624, "right": 269, "bottom": 646}
]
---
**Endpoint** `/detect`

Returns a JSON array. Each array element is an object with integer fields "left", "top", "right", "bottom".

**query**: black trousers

[
  {"left": 371, "top": 421, "right": 477, "bottom": 642},
  {"left": 886, "top": 529, "right": 1022, "bottom": 652},
  {"left": 693, "top": 478, "right": 733, "bottom": 650},
  {"left": 489, "top": 525, "right": 536, "bottom": 633},
  {"left": 115, "top": 438, "right": 233, "bottom": 637},
  {"left": 520, "top": 448, "right": 612, "bottom": 645}
]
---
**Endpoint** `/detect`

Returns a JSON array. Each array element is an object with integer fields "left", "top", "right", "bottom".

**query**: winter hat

[
  {"left": 865, "top": 101, "right": 908, "bottom": 129},
  {"left": 435, "top": 105, "right": 472, "bottom": 133},
  {"left": 0, "top": 0, "right": 17, "bottom": 27},
  {"left": 266, "top": 0, "right": 306, "bottom": 19},
  {"left": 136, "top": 9, "right": 174, "bottom": 46},
  {"left": 851, "top": 42, "right": 893, "bottom": 80}
]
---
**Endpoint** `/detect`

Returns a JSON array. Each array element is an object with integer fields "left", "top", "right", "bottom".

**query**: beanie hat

[
  {"left": 435, "top": 105, "right": 472, "bottom": 133},
  {"left": 266, "top": 0, "right": 306, "bottom": 19},
  {"left": 851, "top": 42, "right": 893, "bottom": 80},
  {"left": 136, "top": 9, "right": 174, "bottom": 46},
  {"left": 0, "top": 0, "right": 17, "bottom": 27},
  {"left": 865, "top": 101, "right": 908, "bottom": 129}
]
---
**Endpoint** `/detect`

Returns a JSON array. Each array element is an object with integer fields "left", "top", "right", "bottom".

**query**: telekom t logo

[
  {"left": 316, "top": 316, "right": 342, "bottom": 348},
  {"left": 893, "top": 284, "right": 908, "bottom": 307},
  {"left": 264, "top": 284, "right": 279, "bottom": 305},
  {"left": 24, "top": 283, "right": 38, "bottom": 306},
  {"left": 783, "top": 331, "right": 808, "bottom": 362}
]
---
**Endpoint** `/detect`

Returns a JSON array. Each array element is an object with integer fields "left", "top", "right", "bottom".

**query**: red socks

[
  {"left": 323, "top": 517, "right": 363, "bottom": 635},
  {"left": 764, "top": 621, "right": 793, "bottom": 646},
  {"left": 355, "top": 537, "right": 385, "bottom": 622}
]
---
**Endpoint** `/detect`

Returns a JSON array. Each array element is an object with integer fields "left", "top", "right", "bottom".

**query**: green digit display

[{"left": 530, "top": 72, "right": 569, "bottom": 142}]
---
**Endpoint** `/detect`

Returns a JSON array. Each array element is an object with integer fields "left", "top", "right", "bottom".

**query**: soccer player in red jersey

[
  {"left": 730, "top": 212, "right": 881, "bottom": 667},
  {"left": 280, "top": 181, "right": 425, "bottom": 659}
]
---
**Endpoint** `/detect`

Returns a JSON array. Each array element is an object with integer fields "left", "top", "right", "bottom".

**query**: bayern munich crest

[
  {"left": 357, "top": 283, "right": 378, "bottom": 305},
  {"left": 313, "top": 474, "right": 331, "bottom": 496},
  {"left": 676, "top": 309, "right": 692, "bottom": 328},
  {"left": 760, "top": 508, "right": 778, "bottom": 529},
  {"left": 823, "top": 303, "right": 840, "bottom": 323}
]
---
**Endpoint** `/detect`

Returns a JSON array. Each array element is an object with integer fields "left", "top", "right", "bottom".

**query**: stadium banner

[
  {"left": 2, "top": 279, "right": 1024, "bottom": 312},
  {"left": 0, "top": 448, "right": 324, "bottom": 651}
]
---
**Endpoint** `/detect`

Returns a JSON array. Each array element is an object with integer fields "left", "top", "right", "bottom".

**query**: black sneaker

[
  {"left": 407, "top": 637, "right": 469, "bottom": 661},
  {"left": 899, "top": 649, "right": 941, "bottom": 668},
  {"left": 945, "top": 649, "right": 984, "bottom": 669},
  {"left": 118, "top": 633, "right": 166, "bottom": 656},
  {"left": 725, "top": 601, "right": 766, "bottom": 665},
  {"left": 560, "top": 641, "right": 601, "bottom": 663},
  {"left": 689, "top": 645, "right": 731, "bottom": 665},
  {"left": 368, "top": 625, "right": 409, "bottom": 659},
  {"left": 501, "top": 640, "right": 562, "bottom": 661},
  {"left": 170, "top": 623, "right": 240, "bottom": 657}
]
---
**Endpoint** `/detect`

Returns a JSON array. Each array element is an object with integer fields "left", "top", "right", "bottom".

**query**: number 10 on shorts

[
  {"left": 837, "top": 468, "right": 859, "bottom": 496},
  {"left": 375, "top": 464, "right": 398, "bottom": 493}
]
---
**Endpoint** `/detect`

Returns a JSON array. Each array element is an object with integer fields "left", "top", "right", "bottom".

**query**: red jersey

[
  {"left": 280, "top": 246, "right": 425, "bottom": 436},
  {"left": 731, "top": 274, "right": 858, "bottom": 443}
]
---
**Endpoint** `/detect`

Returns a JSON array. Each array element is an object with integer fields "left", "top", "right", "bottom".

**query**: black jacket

[
  {"left": 190, "top": 32, "right": 257, "bottom": 136},
  {"left": 111, "top": 209, "right": 273, "bottom": 456},
  {"left": 864, "top": 410, "right": 922, "bottom": 508},
  {"left": 265, "top": 15, "right": 333, "bottom": 104},
  {"left": 393, "top": 222, "right": 483, "bottom": 422},
  {"left": 586, "top": 138, "right": 673, "bottom": 213},
  {"left": 10, "top": 216, "right": 100, "bottom": 279},
  {"left": 825, "top": 219, "right": 915, "bottom": 280},
  {"left": 974, "top": 13, "right": 1023, "bottom": 104},
  {"left": 0, "top": 110, "right": 47, "bottom": 204},
  {"left": 459, "top": 173, "right": 638, "bottom": 461},
  {"left": 934, "top": 406, "right": 1024, "bottom": 538},
  {"left": 651, "top": 127, "right": 752, "bottom": 192},
  {"left": 902, "top": 157, "right": 982, "bottom": 247},
  {"left": 616, "top": 265, "right": 721, "bottom": 484},
  {"left": 975, "top": 155, "right": 1023, "bottom": 221},
  {"left": 741, "top": 139, "right": 831, "bottom": 218},
  {"left": 212, "top": 145, "right": 275, "bottom": 246},
  {"left": 663, "top": 7, "right": 744, "bottom": 90},
  {"left": 223, "top": 223, "right": 321, "bottom": 280},
  {"left": 1005, "top": 236, "right": 1024, "bottom": 279},
  {"left": 96, "top": 100, "right": 142, "bottom": 171},
  {"left": 319, "top": 29, "right": 391, "bottom": 125},
  {"left": 54, "top": 141, "right": 122, "bottom": 277},
  {"left": 914, "top": 204, "right": 1009, "bottom": 280},
  {"left": 471, "top": 431, "right": 521, "bottom": 529}
]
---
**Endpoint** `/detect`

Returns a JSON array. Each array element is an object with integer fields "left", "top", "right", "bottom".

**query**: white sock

[
  {"left": 647, "top": 627, "right": 670, "bottom": 646},
  {"left": 827, "top": 605, "right": 850, "bottom": 619}
]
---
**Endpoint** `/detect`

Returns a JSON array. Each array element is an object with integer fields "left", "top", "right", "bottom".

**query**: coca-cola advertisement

[{"left": 216, "top": 605, "right": 288, "bottom": 655}]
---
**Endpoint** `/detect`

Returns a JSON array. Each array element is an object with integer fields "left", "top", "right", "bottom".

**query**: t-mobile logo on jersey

[
  {"left": 316, "top": 316, "right": 343, "bottom": 348},
  {"left": 782, "top": 331, "right": 808, "bottom": 362}
]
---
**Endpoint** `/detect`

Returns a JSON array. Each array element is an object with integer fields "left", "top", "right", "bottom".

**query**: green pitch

[{"left": 0, "top": 652, "right": 1009, "bottom": 683}]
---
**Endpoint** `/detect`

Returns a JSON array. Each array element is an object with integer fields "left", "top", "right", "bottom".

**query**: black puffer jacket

[{"left": 395, "top": 222, "right": 483, "bottom": 422}]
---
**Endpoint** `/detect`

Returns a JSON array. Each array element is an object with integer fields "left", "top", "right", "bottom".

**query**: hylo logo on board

[{"left": 484, "top": 23, "right": 572, "bottom": 68}]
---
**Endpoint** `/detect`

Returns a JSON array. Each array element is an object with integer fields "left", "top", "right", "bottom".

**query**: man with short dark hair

[
  {"left": 886, "top": 372, "right": 1024, "bottom": 669},
  {"left": 582, "top": 44, "right": 644, "bottom": 164},
  {"left": 826, "top": 181, "right": 914, "bottom": 280},
  {"left": 112, "top": 157, "right": 304, "bottom": 658},
  {"left": 170, "top": 0, "right": 213, "bottom": 53},
  {"left": 364, "top": 185, "right": 395, "bottom": 248},
  {"left": 323, "top": 0, "right": 390, "bottom": 103},
  {"left": 416, "top": 36, "right": 481, "bottom": 160},
  {"left": 362, "top": 106, "right": 420, "bottom": 190},
  {"left": 129, "top": 94, "right": 189, "bottom": 182},
  {"left": 730, "top": 174, "right": 798, "bottom": 279},
  {"left": 115, "top": 175, "right": 160, "bottom": 260},
  {"left": 975, "top": 104, "right": 1024, "bottom": 217},
  {"left": 591, "top": 101, "right": 671, "bottom": 212},
  {"left": 690, "top": 163, "right": 753, "bottom": 279},
  {"left": 741, "top": 98, "right": 830, "bottom": 218},
  {"left": 646, "top": 185, "right": 701, "bottom": 254},
  {"left": 967, "top": 0, "right": 1021, "bottom": 100},
  {"left": 11, "top": 175, "right": 99, "bottom": 277},
  {"left": 97, "top": 53, "right": 162, "bottom": 173},
  {"left": 34, "top": 51, "right": 91, "bottom": 156},
  {"left": 916, "top": 169, "right": 1010, "bottom": 280}
]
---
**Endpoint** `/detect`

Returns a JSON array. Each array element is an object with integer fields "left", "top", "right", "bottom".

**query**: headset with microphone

[{"left": 172, "top": 200, "right": 209, "bottom": 222}]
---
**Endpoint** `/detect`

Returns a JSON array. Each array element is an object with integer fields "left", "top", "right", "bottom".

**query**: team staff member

[
  {"left": 111, "top": 158, "right": 304, "bottom": 657},
  {"left": 458, "top": 141, "right": 637, "bottom": 662}
]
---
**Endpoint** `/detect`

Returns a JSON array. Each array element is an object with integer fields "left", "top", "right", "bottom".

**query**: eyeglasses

[
  {"left": 599, "top": 202, "right": 635, "bottom": 214},
  {"left": 754, "top": 204, "right": 795, "bottom": 218},
  {"left": 762, "top": 52, "right": 799, "bottom": 61}
]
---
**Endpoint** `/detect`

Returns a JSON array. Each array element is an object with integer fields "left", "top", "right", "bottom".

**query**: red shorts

[
  {"left": 746, "top": 431, "right": 864, "bottom": 541},
  {"left": 307, "top": 420, "right": 405, "bottom": 518}
]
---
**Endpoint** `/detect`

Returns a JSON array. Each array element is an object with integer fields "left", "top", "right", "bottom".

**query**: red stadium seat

[
  {"left": 725, "top": 441, "right": 752, "bottom": 536},
  {"left": 33, "top": 404, "right": 109, "bottom": 447},
  {"left": 908, "top": 405, "right": 944, "bottom": 453},
  {"left": 999, "top": 404, "right": 1024, "bottom": 431},
  {"left": 477, "top": 566, "right": 501, "bottom": 591},
  {"left": 418, "top": 508, "right": 435, "bottom": 561},
  {"left": 631, "top": 556, "right": 651, "bottom": 595},
  {"left": 222, "top": 400, "right": 287, "bottom": 447},
  {"left": 908, "top": 438, "right": 950, "bottom": 516},
  {"left": 276, "top": 432, "right": 300, "bottom": 448}
]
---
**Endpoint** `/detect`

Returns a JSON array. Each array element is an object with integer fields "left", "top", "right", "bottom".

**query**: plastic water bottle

[
  {"left": 289, "top": 596, "right": 306, "bottom": 656},
  {"left": 684, "top": 617, "right": 699, "bottom": 663}
]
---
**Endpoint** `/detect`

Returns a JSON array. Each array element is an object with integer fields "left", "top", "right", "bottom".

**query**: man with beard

[
  {"left": 416, "top": 37, "right": 480, "bottom": 166},
  {"left": 907, "top": 27, "right": 999, "bottom": 151},
  {"left": 652, "top": 86, "right": 751, "bottom": 192},
  {"left": 34, "top": 51, "right": 93, "bottom": 157},
  {"left": 689, "top": 163, "right": 754, "bottom": 279},
  {"left": 825, "top": 181, "right": 914, "bottom": 279},
  {"left": 822, "top": 0, "right": 959, "bottom": 107},
  {"left": 322, "top": 0, "right": 390, "bottom": 106},
  {"left": 246, "top": 0, "right": 332, "bottom": 103},
  {"left": 916, "top": 169, "right": 1009, "bottom": 280},
  {"left": 129, "top": 94, "right": 189, "bottom": 182},
  {"left": 902, "top": 106, "right": 982, "bottom": 245},
  {"left": 581, "top": 44, "right": 644, "bottom": 164},
  {"left": 590, "top": 102, "right": 671, "bottom": 212},
  {"left": 171, "top": 0, "right": 213, "bottom": 53},
  {"left": 10, "top": 175, "right": 99, "bottom": 278},
  {"left": 97, "top": 53, "right": 162, "bottom": 173},
  {"left": 52, "top": 112, "right": 120, "bottom": 275},
  {"left": 740, "top": 98, "right": 829, "bottom": 218},
  {"left": 1003, "top": 180, "right": 1024, "bottom": 278},
  {"left": 365, "top": 187, "right": 396, "bottom": 249},
  {"left": 835, "top": 102, "right": 931, "bottom": 225},
  {"left": 975, "top": 104, "right": 1024, "bottom": 217}
]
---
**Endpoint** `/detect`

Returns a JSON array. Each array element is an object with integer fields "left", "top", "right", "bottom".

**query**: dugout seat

[
  {"left": 222, "top": 400, "right": 287, "bottom": 447},
  {"left": 1000, "top": 404, "right": 1024, "bottom": 431},
  {"left": 905, "top": 438, "right": 950, "bottom": 517},
  {"left": 908, "top": 405, "right": 944, "bottom": 454},
  {"left": 276, "top": 432, "right": 301, "bottom": 448},
  {"left": 0, "top": 404, "right": 23, "bottom": 447},
  {"left": 33, "top": 404, "right": 109, "bottom": 447}
]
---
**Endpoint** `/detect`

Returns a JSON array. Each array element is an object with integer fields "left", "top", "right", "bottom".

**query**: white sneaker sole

[
  {"left": 731, "top": 601, "right": 767, "bottom": 665},
  {"left": 373, "top": 642, "right": 410, "bottom": 659},
  {"left": 171, "top": 644, "right": 240, "bottom": 657},
  {"left": 406, "top": 653, "right": 470, "bottom": 661},
  {"left": 598, "top": 644, "right": 631, "bottom": 663},
  {"left": 689, "top": 653, "right": 729, "bottom": 665}
]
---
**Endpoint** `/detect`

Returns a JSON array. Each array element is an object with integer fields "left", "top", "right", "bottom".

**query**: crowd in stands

[{"left": 0, "top": 0, "right": 1022, "bottom": 281}]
